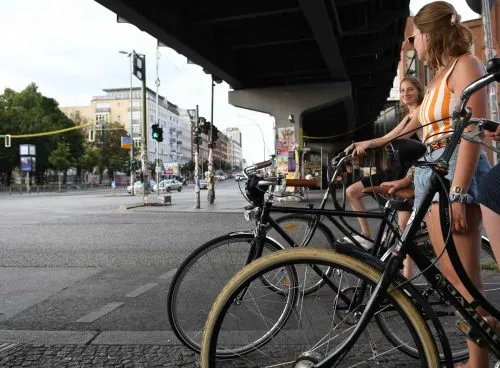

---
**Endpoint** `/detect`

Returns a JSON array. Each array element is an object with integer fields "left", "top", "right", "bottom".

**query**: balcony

[
  {"left": 169, "top": 137, "right": 177, "bottom": 143},
  {"left": 95, "top": 107, "right": 111, "bottom": 113},
  {"left": 177, "top": 140, "right": 182, "bottom": 145},
  {"left": 169, "top": 127, "right": 177, "bottom": 134},
  {"left": 176, "top": 129, "right": 182, "bottom": 135}
]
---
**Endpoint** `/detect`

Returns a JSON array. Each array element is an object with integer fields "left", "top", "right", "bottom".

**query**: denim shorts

[{"left": 413, "top": 146, "right": 491, "bottom": 211}]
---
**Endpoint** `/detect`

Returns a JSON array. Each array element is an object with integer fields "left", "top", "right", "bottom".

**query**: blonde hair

[{"left": 414, "top": 1, "right": 473, "bottom": 70}]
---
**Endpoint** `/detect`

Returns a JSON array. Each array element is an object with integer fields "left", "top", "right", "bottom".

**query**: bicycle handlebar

[{"left": 243, "top": 160, "right": 273, "bottom": 177}]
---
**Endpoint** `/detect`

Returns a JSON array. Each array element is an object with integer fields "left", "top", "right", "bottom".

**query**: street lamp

[
  {"left": 119, "top": 50, "right": 135, "bottom": 195},
  {"left": 238, "top": 115, "right": 267, "bottom": 161}
]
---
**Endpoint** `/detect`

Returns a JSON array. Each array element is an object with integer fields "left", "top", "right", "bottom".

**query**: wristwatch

[{"left": 450, "top": 186, "right": 464, "bottom": 194}]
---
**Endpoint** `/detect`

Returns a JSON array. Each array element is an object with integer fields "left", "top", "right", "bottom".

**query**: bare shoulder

[
  {"left": 449, "top": 54, "right": 485, "bottom": 91},
  {"left": 454, "top": 54, "right": 485, "bottom": 79}
]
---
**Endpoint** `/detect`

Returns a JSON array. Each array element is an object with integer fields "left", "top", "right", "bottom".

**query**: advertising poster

[
  {"left": 277, "top": 127, "right": 296, "bottom": 153},
  {"left": 20, "top": 157, "right": 32, "bottom": 172},
  {"left": 276, "top": 154, "right": 288, "bottom": 174}
]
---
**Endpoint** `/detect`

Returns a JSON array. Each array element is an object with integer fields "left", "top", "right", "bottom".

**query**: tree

[
  {"left": 80, "top": 147, "right": 100, "bottom": 187},
  {"left": 0, "top": 83, "right": 85, "bottom": 185},
  {"left": 91, "top": 121, "right": 128, "bottom": 183},
  {"left": 48, "top": 143, "right": 71, "bottom": 191}
]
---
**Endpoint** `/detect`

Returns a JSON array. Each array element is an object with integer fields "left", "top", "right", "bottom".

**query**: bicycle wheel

[
  {"left": 376, "top": 233, "right": 496, "bottom": 363},
  {"left": 167, "top": 233, "right": 283, "bottom": 355},
  {"left": 168, "top": 215, "right": 336, "bottom": 354},
  {"left": 266, "top": 213, "right": 336, "bottom": 294},
  {"left": 201, "top": 248, "right": 440, "bottom": 367}
]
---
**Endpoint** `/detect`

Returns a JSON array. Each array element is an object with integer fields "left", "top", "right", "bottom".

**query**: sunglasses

[{"left": 407, "top": 32, "right": 420, "bottom": 45}]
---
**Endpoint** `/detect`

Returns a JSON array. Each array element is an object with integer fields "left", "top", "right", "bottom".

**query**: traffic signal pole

[{"left": 194, "top": 105, "right": 201, "bottom": 209}]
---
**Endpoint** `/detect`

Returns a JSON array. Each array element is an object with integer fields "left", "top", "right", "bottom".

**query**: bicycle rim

[
  {"left": 201, "top": 248, "right": 439, "bottom": 368},
  {"left": 167, "top": 233, "right": 282, "bottom": 355},
  {"left": 268, "top": 214, "right": 335, "bottom": 294}
]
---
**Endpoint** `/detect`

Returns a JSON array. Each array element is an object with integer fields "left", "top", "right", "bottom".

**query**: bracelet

[
  {"left": 405, "top": 166, "right": 415, "bottom": 181},
  {"left": 449, "top": 192, "right": 473, "bottom": 204}
]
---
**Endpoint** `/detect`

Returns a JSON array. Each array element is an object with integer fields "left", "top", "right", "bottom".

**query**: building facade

[
  {"left": 224, "top": 128, "right": 243, "bottom": 170},
  {"left": 61, "top": 87, "right": 193, "bottom": 168}
]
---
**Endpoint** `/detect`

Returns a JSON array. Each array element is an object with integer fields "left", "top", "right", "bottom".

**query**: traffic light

[
  {"left": 133, "top": 52, "right": 146, "bottom": 81},
  {"left": 211, "top": 126, "right": 219, "bottom": 143},
  {"left": 193, "top": 125, "right": 202, "bottom": 147},
  {"left": 152, "top": 124, "right": 163, "bottom": 142}
]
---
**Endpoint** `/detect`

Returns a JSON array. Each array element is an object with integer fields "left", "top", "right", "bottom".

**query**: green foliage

[
  {"left": 80, "top": 147, "right": 100, "bottom": 174},
  {"left": 90, "top": 121, "right": 129, "bottom": 179},
  {"left": 48, "top": 143, "right": 71, "bottom": 171},
  {"left": 0, "top": 83, "right": 85, "bottom": 184}
]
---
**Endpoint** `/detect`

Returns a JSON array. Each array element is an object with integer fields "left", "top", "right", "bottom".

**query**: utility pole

[
  {"left": 194, "top": 105, "right": 201, "bottom": 209},
  {"left": 119, "top": 50, "right": 136, "bottom": 195},
  {"left": 207, "top": 76, "right": 216, "bottom": 204}
]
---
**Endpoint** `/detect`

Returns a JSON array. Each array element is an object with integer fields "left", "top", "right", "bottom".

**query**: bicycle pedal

[{"left": 455, "top": 319, "right": 487, "bottom": 347}]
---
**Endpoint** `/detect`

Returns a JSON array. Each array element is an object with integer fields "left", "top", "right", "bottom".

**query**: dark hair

[
  {"left": 400, "top": 76, "right": 424, "bottom": 104},
  {"left": 414, "top": 1, "right": 473, "bottom": 70}
]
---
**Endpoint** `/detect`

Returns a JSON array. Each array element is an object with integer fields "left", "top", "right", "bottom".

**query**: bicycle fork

[{"left": 316, "top": 254, "right": 404, "bottom": 367}]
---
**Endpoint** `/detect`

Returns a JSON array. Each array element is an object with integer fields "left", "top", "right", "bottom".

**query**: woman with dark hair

[{"left": 342, "top": 76, "right": 424, "bottom": 252}]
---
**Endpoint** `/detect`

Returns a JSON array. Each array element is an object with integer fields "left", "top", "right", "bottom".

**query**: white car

[
  {"left": 198, "top": 179, "right": 208, "bottom": 189},
  {"left": 158, "top": 179, "right": 183, "bottom": 192},
  {"left": 127, "top": 181, "right": 144, "bottom": 194},
  {"left": 127, "top": 180, "right": 156, "bottom": 194}
]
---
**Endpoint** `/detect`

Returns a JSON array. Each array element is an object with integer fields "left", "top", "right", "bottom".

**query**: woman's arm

[
  {"left": 350, "top": 111, "right": 421, "bottom": 155},
  {"left": 449, "top": 55, "right": 487, "bottom": 192},
  {"left": 448, "top": 55, "right": 487, "bottom": 232}
]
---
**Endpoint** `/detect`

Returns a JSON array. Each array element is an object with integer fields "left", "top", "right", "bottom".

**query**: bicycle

[
  {"left": 200, "top": 60, "right": 500, "bottom": 367},
  {"left": 167, "top": 151, "right": 412, "bottom": 355},
  {"left": 169, "top": 155, "right": 494, "bottom": 360}
]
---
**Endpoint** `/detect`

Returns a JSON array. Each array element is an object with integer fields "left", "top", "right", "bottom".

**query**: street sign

[
  {"left": 121, "top": 136, "right": 132, "bottom": 150},
  {"left": 20, "top": 156, "right": 35, "bottom": 172}
]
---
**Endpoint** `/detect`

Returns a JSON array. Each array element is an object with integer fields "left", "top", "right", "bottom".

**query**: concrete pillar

[{"left": 229, "top": 81, "right": 353, "bottom": 150}]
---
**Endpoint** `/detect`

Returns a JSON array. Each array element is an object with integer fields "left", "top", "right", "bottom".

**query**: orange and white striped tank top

[{"left": 418, "top": 56, "right": 465, "bottom": 144}]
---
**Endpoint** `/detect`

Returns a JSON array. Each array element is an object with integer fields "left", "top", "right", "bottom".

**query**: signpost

[
  {"left": 19, "top": 144, "right": 36, "bottom": 193},
  {"left": 121, "top": 136, "right": 132, "bottom": 150}
]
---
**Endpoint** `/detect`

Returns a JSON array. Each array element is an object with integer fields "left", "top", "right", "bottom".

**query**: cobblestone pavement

[{"left": 0, "top": 344, "right": 200, "bottom": 368}]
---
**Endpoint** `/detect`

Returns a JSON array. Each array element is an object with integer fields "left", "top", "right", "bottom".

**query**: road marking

[
  {"left": 125, "top": 283, "right": 158, "bottom": 298},
  {"left": 76, "top": 302, "right": 124, "bottom": 323},
  {"left": 158, "top": 268, "right": 177, "bottom": 280}
]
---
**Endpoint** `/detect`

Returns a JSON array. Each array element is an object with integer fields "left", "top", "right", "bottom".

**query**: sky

[{"left": 0, "top": 0, "right": 481, "bottom": 164}]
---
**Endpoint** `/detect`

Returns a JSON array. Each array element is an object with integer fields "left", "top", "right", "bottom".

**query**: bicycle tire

[
  {"left": 167, "top": 233, "right": 284, "bottom": 355},
  {"left": 200, "top": 248, "right": 440, "bottom": 368},
  {"left": 168, "top": 215, "right": 335, "bottom": 355},
  {"left": 376, "top": 233, "right": 495, "bottom": 363}
]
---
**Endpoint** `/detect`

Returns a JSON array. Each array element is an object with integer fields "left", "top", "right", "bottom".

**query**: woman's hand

[
  {"left": 351, "top": 141, "right": 371, "bottom": 156},
  {"left": 343, "top": 142, "right": 356, "bottom": 154},
  {"left": 484, "top": 124, "right": 500, "bottom": 141},
  {"left": 451, "top": 202, "right": 468, "bottom": 233},
  {"left": 380, "top": 178, "right": 411, "bottom": 194}
]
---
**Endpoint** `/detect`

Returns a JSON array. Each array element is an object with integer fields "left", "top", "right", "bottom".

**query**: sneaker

[{"left": 341, "top": 234, "right": 374, "bottom": 251}]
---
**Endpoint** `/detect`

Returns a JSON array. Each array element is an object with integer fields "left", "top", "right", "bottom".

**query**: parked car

[
  {"left": 235, "top": 173, "right": 245, "bottom": 181},
  {"left": 198, "top": 179, "right": 208, "bottom": 189},
  {"left": 128, "top": 180, "right": 156, "bottom": 194},
  {"left": 158, "top": 179, "right": 183, "bottom": 192},
  {"left": 127, "top": 181, "right": 144, "bottom": 194}
]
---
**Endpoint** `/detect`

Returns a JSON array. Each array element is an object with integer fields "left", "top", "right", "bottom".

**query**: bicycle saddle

[{"left": 362, "top": 186, "right": 415, "bottom": 201}]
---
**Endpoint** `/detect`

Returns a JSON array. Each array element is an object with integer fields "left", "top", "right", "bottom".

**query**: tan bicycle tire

[{"left": 200, "top": 248, "right": 440, "bottom": 368}]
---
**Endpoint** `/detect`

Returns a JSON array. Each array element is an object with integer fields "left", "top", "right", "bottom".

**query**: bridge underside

[{"left": 96, "top": 0, "right": 409, "bottom": 145}]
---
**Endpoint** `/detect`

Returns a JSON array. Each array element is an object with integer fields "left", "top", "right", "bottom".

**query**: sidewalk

[{"left": 120, "top": 188, "right": 383, "bottom": 213}]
